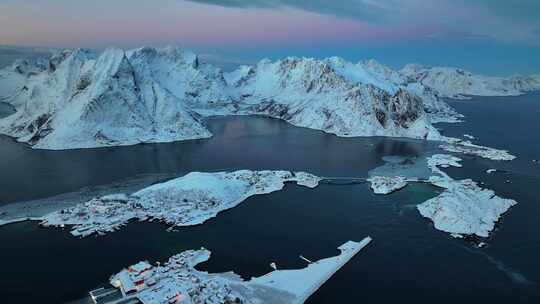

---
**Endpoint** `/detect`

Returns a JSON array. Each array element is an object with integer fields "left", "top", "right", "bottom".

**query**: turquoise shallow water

[{"left": 0, "top": 94, "right": 539, "bottom": 303}]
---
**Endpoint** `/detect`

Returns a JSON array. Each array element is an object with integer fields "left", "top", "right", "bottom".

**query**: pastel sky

[{"left": 1, "top": 0, "right": 539, "bottom": 75}]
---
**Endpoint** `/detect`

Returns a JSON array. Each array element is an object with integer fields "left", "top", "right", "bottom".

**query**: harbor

[{"left": 86, "top": 238, "right": 372, "bottom": 304}]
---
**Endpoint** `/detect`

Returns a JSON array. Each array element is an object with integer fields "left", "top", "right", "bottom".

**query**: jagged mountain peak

[
  {"left": 0, "top": 46, "right": 213, "bottom": 149},
  {"left": 235, "top": 56, "right": 352, "bottom": 97},
  {"left": 47, "top": 48, "right": 95, "bottom": 72},
  {"left": 224, "top": 56, "right": 440, "bottom": 140},
  {"left": 127, "top": 46, "right": 199, "bottom": 69}
]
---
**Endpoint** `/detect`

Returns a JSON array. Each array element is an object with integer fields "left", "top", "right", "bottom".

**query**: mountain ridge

[{"left": 1, "top": 46, "right": 537, "bottom": 150}]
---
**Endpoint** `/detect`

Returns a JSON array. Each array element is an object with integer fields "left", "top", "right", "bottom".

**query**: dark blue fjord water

[{"left": 0, "top": 94, "right": 540, "bottom": 303}]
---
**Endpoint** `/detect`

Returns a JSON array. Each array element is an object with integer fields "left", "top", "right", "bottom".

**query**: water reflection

[
  {"left": 0, "top": 116, "right": 428, "bottom": 204},
  {"left": 2, "top": 111, "right": 539, "bottom": 304}
]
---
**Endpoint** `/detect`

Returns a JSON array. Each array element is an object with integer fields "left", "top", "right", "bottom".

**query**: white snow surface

[
  {"left": 2, "top": 47, "right": 532, "bottom": 149},
  {"left": 0, "top": 48, "right": 461, "bottom": 149},
  {"left": 401, "top": 64, "right": 540, "bottom": 98},
  {"left": 109, "top": 237, "right": 372, "bottom": 304},
  {"left": 439, "top": 140, "right": 516, "bottom": 161},
  {"left": 226, "top": 57, "right": 442, "bottom": 140},
  {"left": 418, "top": 178, "right": 517, "bottom": 238},
  {"left": 367, "top": 176, "right": 408, "bottom": 194},
  {"left": 248, "top": 237, "right": 372, "bottom": 303},
  {"left": 0, "top": 48, "right": 214, "bottom": 149},
  {"left": 41, "top": 170, "right": 321, "bottom": 237},
  {"left": 418, "top": 154, "right": 517, "bottom": 237},
  {"left": 427, "top": 153, "right": 463, "bottom": 173},
  {"left": 0, "top": 57, "right": 48, "bottom": 106}
]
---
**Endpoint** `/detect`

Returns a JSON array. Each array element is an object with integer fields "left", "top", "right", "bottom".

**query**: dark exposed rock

[
  {"left": 376, "top": 110, "right": 387, "bottom": 127},
  {"left": 76, "top": 75, "right": 92, "bottom": 91}
]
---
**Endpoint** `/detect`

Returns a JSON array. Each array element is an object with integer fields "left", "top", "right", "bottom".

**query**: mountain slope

[
  {"left": 0, "top": 48, "right": 482, "bottom": 149},
  {"left": 0, "top": 48, "right": 211, "bottom": 149},
  {"left": 226, "top": 57, "right": 440, "bottom": 139},
  {"left": 332, "top": 58, "right": 462, "bottom": 123}
]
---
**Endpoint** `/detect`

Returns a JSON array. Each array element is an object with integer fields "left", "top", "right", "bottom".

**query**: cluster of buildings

[
  {"left": 92, "top": 238, "right": 372, "bottom": 304},
  {"left": 39, "top": 171, "right": 321, "bottom": 238},
  {"left": 110, "top": 249, "right": 244, "bottom": 304},
  {"left": 41, "top": 194, "right": 140, "bottom": 237}
]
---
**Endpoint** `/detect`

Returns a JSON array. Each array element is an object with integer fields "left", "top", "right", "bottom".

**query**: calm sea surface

[{"left": 0, "top": 93, "right": 539, "bottom": 303}]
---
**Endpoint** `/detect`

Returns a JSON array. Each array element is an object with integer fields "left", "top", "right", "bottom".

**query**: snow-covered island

[
  {"left": 105, "top": 237, "right": 372, "bottom": 304},
  {"left": 366, "top": 154, "right": 517, "bottom": 239},
  {"left": 366, "top": 176, "right": 408, "bottom": 194},
  {"left": 1, "top": 47, "right": 523, "bottom": 242},
  {"left": 418, "top": 154, "right": 517, "bottom": 238},
  {"left": 41, "top": 170, "right": 320, "bottom": 237},
  {"left": 418, "top": 178, "right": 517, "bottom": 238}
]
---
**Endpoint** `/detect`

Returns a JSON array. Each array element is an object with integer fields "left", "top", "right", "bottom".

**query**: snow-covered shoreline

[
  {"left": 0, "top": 46, "right": 523, "bottom": 252},
  {"left": 439, "top": 140, "right": 516, "bottom": 161},
  {"left": 367, "top": 176, "right": 408, "bottom": 194},
  {"left": 0, "top": 217, "right": 43, "bottom": 227},
  {"left": 1, "top": 46, "right": 535, "bottom": 152},
  {"left": 0, "top": 173, "right": 177, "bottom": 227},
  {"left": 41, "top": 170, "right": 321, "bottom": 237},
  {"left": 366, "top": 153, "right": 517, "bottom": 239},
  {"left": 417, "top": 154, "right": 517, "bottom": 238},
  {"left": 418, "top": 178, "right": 517, "bottom": 238},
  {"left": 0, "top": 47, "right": 461, "bottom": 150},
  {"left": 107, "top": 237, "right": 372, "bottom": 304}
]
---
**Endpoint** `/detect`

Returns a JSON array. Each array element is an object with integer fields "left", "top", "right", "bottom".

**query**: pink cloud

[{"left": 0, "top": 0, "right": 441, "bottom": 48}]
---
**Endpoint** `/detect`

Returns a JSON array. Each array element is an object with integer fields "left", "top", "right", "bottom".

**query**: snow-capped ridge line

[
  {"left": 1, "top": 47, "right": 528, "bottom": 150},
  {"left": 400, "top": 64, "right": 540, "bottom": 98}
]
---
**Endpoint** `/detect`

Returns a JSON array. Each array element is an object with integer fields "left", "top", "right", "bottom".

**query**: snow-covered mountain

[
  {"left": 226, "top": 57, "right": 440, "bottom": 139},
  {"left": 401, "top": 64, "right": 540, "bottom": 99},
  {"left": 0, "top": 57, "right": 48, "bottom": 107},
  {"left": 330, "top": 58, "right": 462, "bottom": 123},
  {"left": 0, "top": 48, "right": 211, "bottom": 149},
  {"left": 2, "top": 47, "right": 498, "bottom": 149}
]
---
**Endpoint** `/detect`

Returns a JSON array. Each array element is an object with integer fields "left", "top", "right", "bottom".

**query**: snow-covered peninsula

[
  {"left": 41, "top": 170, "right": 320, "bottom": 237},
  {"left": 106, "top": 237, "right": 371, "bottom": 304}
]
